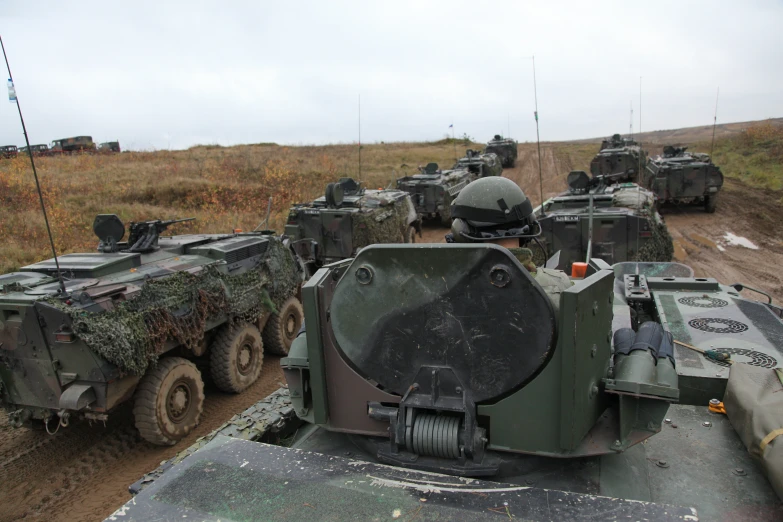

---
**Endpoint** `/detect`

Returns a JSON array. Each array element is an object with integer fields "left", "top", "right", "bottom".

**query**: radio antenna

[
  {"left": 357, "top": 94, "right": 362, "bottom": 178},
  {"left": 1, "top": 35, "right": 67, "bottom": 295},
  {"left": 629, "top": 101, "right": 633, "bottom": 138},
  {"left": 532, "top": 55, "right": 545, "bottom": 216},
  {"left": 710, "top": 87, "right": 720, "bottom": 157}
]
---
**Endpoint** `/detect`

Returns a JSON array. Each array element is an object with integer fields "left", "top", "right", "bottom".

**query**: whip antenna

[
  {"left": 1, "top": 35, "right": 67, "bottom": 295},
  {"left": 532, "top": 55, "right": 545, "bottom": 216},
  {"left": 358, "top": 94, "right": 362, "bottom": 178},
  {"left": 710, "top": 87, "right": 720, "bottom": 157},
  {"left": 451, "top": 119, "right": 457, "bottom": 163}
]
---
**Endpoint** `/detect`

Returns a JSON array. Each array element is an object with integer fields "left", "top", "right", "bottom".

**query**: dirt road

[{"left": 0, "top": 360, "right": 284, "bottom": 522}]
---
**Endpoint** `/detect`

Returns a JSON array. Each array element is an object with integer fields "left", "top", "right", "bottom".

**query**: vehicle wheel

[
  {"left": 134, "top": 357, "right": 204, "bottom": 446},
  {"left": 704, "top": 194, "right": 718, "bottom": 213},
  {"left": 263, "top": 296, "right": 303, "bottom": 356},
  {"left": 404, "top": 225, "right": 417, "bottom": 244},
  {"left": 210, "top": 323, "right": 264, "bottom": 392}
]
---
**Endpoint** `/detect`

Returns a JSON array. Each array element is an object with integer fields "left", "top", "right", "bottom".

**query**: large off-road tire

[
  {"left": 262, "top": 296, "right": 304, "bottom": 356},
  {"left": 439, "top": 192, "right": 453, "bottom": 227},
  {"left": 704, "top": 193, "right": 718, "bottom": 213},
  {"left": 133, "top": 357, "right": 205, "bottom": 446},
  {"left": 403, "top": 225, "right": 417, "bottom": 244},
  {"left": 210, "top": 324, "right": 264, "bottom": 392}
]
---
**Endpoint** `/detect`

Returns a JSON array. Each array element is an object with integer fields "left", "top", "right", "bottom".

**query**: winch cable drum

[{"left": 410, "top": 413, "right": 461, "bottom": 459}]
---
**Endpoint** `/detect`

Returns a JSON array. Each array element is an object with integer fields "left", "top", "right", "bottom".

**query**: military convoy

[
  {"left": 19, "top": 144, "right": 50, "bottom": 156},
  {"left": 98, "top": 141, "right": 121, "bottom": 153},
  {"left": 535, "top": 170, "right": 673, "bottom": 273},
  {"left": 643, "top": 145, "right": 724, "bottom": 213},
  {"left": 0, "top": 215, "right": 304, "bottom": 445},
  {"left": 485, "top": 134, "right": 518, "bottom": 167}
]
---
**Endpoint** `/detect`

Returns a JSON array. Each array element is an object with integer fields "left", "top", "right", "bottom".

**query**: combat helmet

[{"left": 449, "top": 177, "right": 539, "bottom": 241}]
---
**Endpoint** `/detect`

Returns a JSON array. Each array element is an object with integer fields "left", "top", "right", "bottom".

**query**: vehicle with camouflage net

[
  {"left": 0, "top": 214, "right": 304, "bottom": 445},
  {"left": 533, "top": 170, "right": 673, "bottom": 274},
  {"left": 50, "top": 135, "right": 96, "bottom": 154},
  {"left": 285, "top": 177, "right": 421, "bottom": 275},
  {"left": 454, "top": 148, "right": 503, "bottom": 178},
  {"left": 485, "top": 134, "right": 518, "bottom": 168},
  {"left": 122, "top": 248, "right": 783, "bottom": 520},
  {"left": 643, "top": 145, "right": 724, "bottom": 213},
  {"left": 0, "top": 145, "right": 18, "bottom": 159},
  {"left": 98, "top": 141, "right": 121, "bottom": 153},
  {"left": 396, "top": 162, "right": 474, "bottom": 226},
  {"left": 590, "top": 133, "right": 647, "bottom": 183}
]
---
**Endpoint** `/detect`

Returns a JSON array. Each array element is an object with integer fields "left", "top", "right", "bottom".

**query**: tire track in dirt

[{"left": 0, "top": 359, "right": 284, "bottom": 522}]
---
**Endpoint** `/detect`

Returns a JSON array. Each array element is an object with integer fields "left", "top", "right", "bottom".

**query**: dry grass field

[{"left": 0, "top": 120, "right": 781, "bottom": 276}]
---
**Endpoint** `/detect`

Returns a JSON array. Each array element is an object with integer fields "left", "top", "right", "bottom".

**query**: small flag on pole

[
  {"left": 7, "top": 79, "right": 17, "bottom": 103},
  {"left": 448, "top": 124, "right": 453, "bottom": 128},
  {"left": 534, "top": 111, "right": 538, "bottom": 122}
]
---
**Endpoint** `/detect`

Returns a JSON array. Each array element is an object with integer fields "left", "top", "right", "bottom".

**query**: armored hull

[
  {"left": 124, "top": 254, "right": 783, "bottom": 520},
  {"left": 0, "top": 217, "right": 303, "bottom": 444},
  {"left": 643, "top": 146, "right": 724, "bottom": 213},
  {"left": 285, "top": 178, "right": 420, "bottom": 273},
  {"left": 485, "top": 135, "right": 518, "bottom": 168},
  {"left": 396, "top": 164, "right": 474, "bottom": 225}
]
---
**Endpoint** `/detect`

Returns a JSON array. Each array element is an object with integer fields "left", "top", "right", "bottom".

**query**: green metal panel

[
  {"left": 303, "top": 268, "right": 330, "bottom": 425},
  {"left": 559, "top": 269, "right": 614, "bottom": 449}
]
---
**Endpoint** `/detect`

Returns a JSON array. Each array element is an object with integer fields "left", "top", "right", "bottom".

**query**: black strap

[{"left": 452, "top": 199, "right": 533, "bottom": 224}]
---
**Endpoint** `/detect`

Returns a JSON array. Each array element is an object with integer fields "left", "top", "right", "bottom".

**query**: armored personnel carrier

[
  {"left": 454, "top": 148, "right": 503, "bottom": 178},
  {"left": 643, "top": 145, "right": 724, "bottom": 213},
  {"left": 396, "top": 162, "right": 474, "bottom": 226},
  {"left": 285, "top": 177, "right": 420, "bottom": 275},
  {"left": 0, "top": 215, "right": 304, "bottom": 445},
  {"left": 590, "top": 133, "right": 647, "bottom": 182},
  {"left": 123, "top": 249, "right": 783, "bottom": 520},
  {"left": 534, "top": 170, "right": 673, "bottom": 273},
  {"left": 485, "top": 134, "right": 518, "bottom": 168}
]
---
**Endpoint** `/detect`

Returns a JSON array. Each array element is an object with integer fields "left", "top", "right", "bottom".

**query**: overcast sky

[{"left": 1, "top": 1, "right": 781, "bottom": 150}]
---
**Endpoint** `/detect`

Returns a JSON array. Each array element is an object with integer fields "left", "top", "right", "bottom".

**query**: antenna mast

[
  {"left": 451, "top": 119, "right": 457, "bottom": 163},
  {"left": 358, "top": 94, "right": 361, "bottom": 178},
  {"left": 710, "top": 87, "right": 720, "bottom": 157},
  {"left": 1, "top": 35, "right": 67, "bottom": 295},
  {"left": 629, "top": 101, "right": 633, "bottom": 138},
  {"left": 532, "top": 55, "right": 545, "bottom": 216}
]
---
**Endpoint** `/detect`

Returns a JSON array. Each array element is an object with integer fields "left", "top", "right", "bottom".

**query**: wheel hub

[
  {"left": 286, "top": 314, "right": 297, "bottom": 338},
  {"left": 237, "top": 341, "right": 254, "bottom": 375},
  {"left": 167, "top": 381, "right": 191, "bottom": 423}
]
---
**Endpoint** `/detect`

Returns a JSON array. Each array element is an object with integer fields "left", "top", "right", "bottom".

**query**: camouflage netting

[
  {"left": 634, "top": 215, "right": 674, "bottom": 263},
  {"left": 351, "top": 193, "right": 415, "bottom": 247},
  {"left": 49, "top": 241, "right": 301, "bottom": 376},
  {"left": 612, "top": 186, "right": 654, "bottom": 210}
]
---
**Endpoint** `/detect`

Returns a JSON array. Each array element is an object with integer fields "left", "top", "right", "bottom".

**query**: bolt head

[
  {"left": 703, "top": 421, "right": 712, "bottom": 427},
  {"left": 664, "top": 418, "right": 672, "bottom": 424},
  {"left": 709, "top": 398, "right": 720, "bottom": 406}
]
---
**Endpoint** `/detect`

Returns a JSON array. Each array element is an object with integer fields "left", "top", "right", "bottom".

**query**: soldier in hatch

[{"left": 445, "top": 176, "right": 572, "bottom": 312}]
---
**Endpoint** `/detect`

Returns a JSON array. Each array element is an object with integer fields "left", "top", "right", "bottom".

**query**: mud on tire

[
  {"left": 263, "top": 296, "right": 303, "bottom": 356},
  {"left": 704, "top": 193, "right": 718, "bottom": 213},
  {"left": 404, "top": 225, "right": 417, "bottom": 244},
  {"left": 210, "top": 324, "right": 264, "bottom": 393},
  {"left": 133, "top": 357, "right": 205, "bottom": 446}
]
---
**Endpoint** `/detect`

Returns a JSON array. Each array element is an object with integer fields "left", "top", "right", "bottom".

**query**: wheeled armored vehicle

[
  {"left": 0, "top": 215, "right": 304, "bottom": 445},
  {"left": 396, "top": 162, "right": 474, "bottom": 226},
  {"left": 454, "top": 149, "right": 503, "bottom": 178},
  {"left": 285, "top": 177, "right": 420, "bottom": 275},
  {"left": 534, "top": 170, "right": 673, "bottom": 273},
  {"left": 123, "top": 247, "right": 783, "bottom": 520},
  {"left": 643, "top": 145, "right": 724, "bottom": 213},
  {"left": 485, "top": 134, "right": 518, "bottom": 168},
  {"left": 590, "top": 133, "right": 647, "bottom": 182}
]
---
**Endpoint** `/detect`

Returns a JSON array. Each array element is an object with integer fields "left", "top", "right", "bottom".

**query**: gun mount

[{"left": 94, "top": 214, "right": 195, "bottom": 253}]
